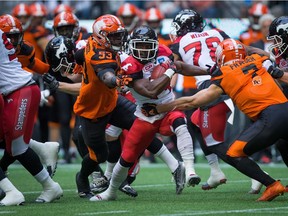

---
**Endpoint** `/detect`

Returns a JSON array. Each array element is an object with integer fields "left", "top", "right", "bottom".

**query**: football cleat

[
  {"left": 202, "top": 173, "right": 227, "bottom": 190},
  {"left": 76, "top": 172, "right": 93, "bottom": 198},
  {"left": 0, "top": 189, "right": 25, "bottom": 206},
  {"left": 257, "top": 180, "right": 285, "bottom": 201},
  {"left": 90, "top": 190, "right": 116, "bottom": 201},
  {"left": 35, "top": 182, "right": 63, "bottom": 203},
  {"left": 119, "top": 180, "right": 138, "bottom": 197},
  {"left": 186, "top": 174, "right": 201, "bottom": 187},
  {"left": 172, "top": 161, "right": 186, "bottom": 195},
  {"left": 90, "top": 175, "right": 109, "bottom": 194}
]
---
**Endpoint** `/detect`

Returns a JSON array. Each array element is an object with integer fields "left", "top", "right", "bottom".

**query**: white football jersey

[
  {"left": 0, "top": 30, "right": 33, "bottom": 95},
  {"left": 121, "top": 52, "right": 175, "bottom": 124},
  {"left": 176, "top": 29, "right": 228, "bottom": 87}
]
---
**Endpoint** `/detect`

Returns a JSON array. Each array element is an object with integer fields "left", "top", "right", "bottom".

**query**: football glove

[
  {"left": 116, "top": 75, "right": 133, "bottom": 87},
  {"left": 43, "top": 73, "right": 59, "bottom": 94},
  {"left": 141, "top": 103, "right": 159, "bottom": 117},
  {"left": 268, "top": 66, "right": 284, "bottom": 79}
]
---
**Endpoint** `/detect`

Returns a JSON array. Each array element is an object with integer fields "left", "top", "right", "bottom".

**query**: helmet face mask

[
  {"left": 45, "top": 36, "right": 75, "bottom": 77},
  {"left": 129, "top": 25, "right": 159, "bottom": 63},
  {"left": 53, "top": 12, "right": 80, "bottom": 42},
  {"left": 0, "top": 14, "right": 24, "bottom": 51}
]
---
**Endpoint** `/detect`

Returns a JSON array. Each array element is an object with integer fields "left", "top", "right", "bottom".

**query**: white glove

[{"left": 40, "top": 89, "right": 51, "bottom": 106}]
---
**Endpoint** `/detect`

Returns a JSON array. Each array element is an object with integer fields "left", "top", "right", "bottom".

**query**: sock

[
  {"left": 0, "top": 177, "right": 18, "bottom": 193},
  {"left": 105, "top": 161, "right": 129, "bottom": 197},
  {"left": 175, "top": 125, "right": 196, "bottom": 176},
  {"left": 155, "top": 145, "right": 178, "bottom": 173},
  {"left": 104, "top": 162, "right": 116, "bottom": 180},
  {"left": 205, "top": 153, "right": 223, "bottom": 176},
  {"left": 29, "top": 139, "right": 45, "bottom": 160}
]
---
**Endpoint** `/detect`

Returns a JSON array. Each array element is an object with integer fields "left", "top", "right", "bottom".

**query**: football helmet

[
  {"left": 53, "top": 12, "right": 80, "bottom": 42},
  {"left": 11, "top": 3, "right": 31, "bottom": 31},
  {"left": 248, "top": 3, "right": 269, "bottom": 31},
  {"left": 129, "top": 25, "right": 159, "bottom": 63},
  {"left": 267, "top": 16, "right": 288, "bottom": 59},
  {"left": 215, "top": 39, "right": 246, "bottom": 67},
  {"left": 29, "top": 2, "right": 48, "bottom": 17},
  {"left": 144, "top": 8, "right": 164, "bottom": 33},
  {"left": 92, "top": 14, "right": 128, "bottom": 52},
  {"left": 45, "top": 36, "right": 75, "bottom": 77},
  {"left": 0, "top": 14, "right": 23, "bottom": 51},
  {"left": 117, "top": 3, "right": 141, "bottom": 33},
  {"left": 53, "top": 4, "right": 74, "bottom": 17},
  {"left": 170, "top": 9, "right": 204, "bottom": 42}
]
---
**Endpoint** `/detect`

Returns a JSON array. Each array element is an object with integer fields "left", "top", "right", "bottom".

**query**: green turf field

[{"left": 1, "top": 161, "right": 288, "bottom": 216}]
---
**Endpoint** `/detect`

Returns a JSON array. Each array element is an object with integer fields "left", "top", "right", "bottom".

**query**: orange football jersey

[
  {"left": 73, "top": 37, "right": 120, "bottom": 120},
  {"left": 212, "top": 54, "right": 287, "bottom": 120}
]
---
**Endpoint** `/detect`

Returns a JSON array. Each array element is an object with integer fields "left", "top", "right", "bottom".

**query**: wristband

[{"left": 164, "top": 68, "right": 175, "bottom": 79}]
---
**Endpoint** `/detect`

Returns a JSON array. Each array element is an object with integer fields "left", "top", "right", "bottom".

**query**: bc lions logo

[{"left": 56, "top": 42, "right": 68, "bottom": 59}]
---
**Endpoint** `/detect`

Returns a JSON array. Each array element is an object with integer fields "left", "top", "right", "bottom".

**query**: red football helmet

[
  {"left": 92, "top": 14, "right": 128, "bottom": 51},
  {"left": 215, "top": 39, "right": 247, "bottom": 67},
  {"left": 248, "top": 3, "right": 269, "bottom": 30},
  {"left": 53, "top": 4, "right": 74, "bottom": 17},
  {"left": 11, "top": 3, "right": 31, "bottom": 31},
  {"left": 0, "top": 14, "right": 23, "bottom": 51},
  {"left": 144, "top": 8, "right": 164, "bottom": 33},
  {"left": 116, "top": 3, "right": 141, "bottom": 32},
  {"left": 53, "top": 12, "right": 80, "bottom": 41}
]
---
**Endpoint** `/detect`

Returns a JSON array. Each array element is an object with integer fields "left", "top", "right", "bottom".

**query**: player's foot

[
  {"left": 90, "top": 191, "right": 116, "bottom": 201},
  {"left": 0, "top": 189, "right": 25, "bottom": 206},
  {"left": 257, "top": 180, "right": 285, "bottom": 201},
  {"left": 76, "top": 172, "right": 93, "bottom": 198},
  {"left": 90, "top": 175, "right": 109, "bottom": 194},
  {"left": 202, "top": 173, "right": 227, "bottom": 190},
  {"left": 42, "top": 142, "right": 60, "bottom": 177},
  {"left": 119, "top": 180, "right": 138, "bottom": 197},
  {"left": 248, "top": 179, "right": 263, "bottom": 194},
  {"left": 172, "top": 161, "right": 186, "bottom": 195},
  {"left": 35, "top": 182, "right": 63, "bottom": 203},
  {"left": 186, "top": 174, "right": 201, "bottom": 187}
]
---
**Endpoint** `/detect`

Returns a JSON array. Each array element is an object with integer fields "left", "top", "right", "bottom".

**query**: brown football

[{"left": 150, "top": 64, "right": 166, "bottom": 80}]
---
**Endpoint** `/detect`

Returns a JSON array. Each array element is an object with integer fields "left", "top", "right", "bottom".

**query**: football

[{"left": 150, "top": 64, "right": 167, "bottom": 80}]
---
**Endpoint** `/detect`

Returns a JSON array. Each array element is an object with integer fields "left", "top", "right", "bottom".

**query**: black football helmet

[
  {"left": 170, "top": 9, "right": 204, "bottom": 42},
  {"left": 128, "top": 25, "right": 159, "bottom": 63},
  {"left": 45, "top": 36, "right": 75, "bottom": 77},
  {"left": 268, "top": 16, "right": 288, "bottom": 59}
]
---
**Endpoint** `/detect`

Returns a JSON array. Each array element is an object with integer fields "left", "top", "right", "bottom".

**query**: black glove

[
  {"left": 43, "top": 73, "right": 59, "bottom": 94},
  {"left": 206, "top": 64, "right": 218, "bottom": 74},
  {"left": 268, "top": 66, "right": 284, "bottom": 79},
  {"left": 141, "top": 103, "right": 159, "bottom": 117}
]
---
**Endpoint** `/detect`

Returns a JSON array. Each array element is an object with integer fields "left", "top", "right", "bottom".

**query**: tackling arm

[{"left": 157, "top": 84, "right": 223, "bottom": 113}]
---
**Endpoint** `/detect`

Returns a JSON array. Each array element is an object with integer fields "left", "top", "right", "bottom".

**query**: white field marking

[
  {"left": 159, "top": 207, "right": 288, "bottom": 216},
  {"left": 0, "top": 211, "right": 17, "bottom": 214},
  {"left": 21, "top": 178, "right": 288, "bottom": 195},
  {"left": 77, "top": 211, "right": 129, "bottom": 215}
]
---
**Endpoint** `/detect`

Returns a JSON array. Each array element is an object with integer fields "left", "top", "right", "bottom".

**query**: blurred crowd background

[{"left": 1, "top": 0, "right": 288, "bottom": 20}]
